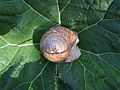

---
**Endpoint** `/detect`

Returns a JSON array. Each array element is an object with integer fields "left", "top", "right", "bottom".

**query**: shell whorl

[
  {"left": 40, "top": 26, "right": 80, "bottom": 62},
  {"left": 42, "top": 35, "right": 69, "bottom": 54}
]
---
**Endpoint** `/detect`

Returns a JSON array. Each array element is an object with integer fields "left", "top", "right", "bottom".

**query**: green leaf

[
  {"left": 0, "top": 0, "right": 57, "bottom": 77},
  {"left": 58, "top": 18, "right": 120, "bottom": 90},
  {"left": 0, "top": 0, "right": 120, "bottom": 90},
  {"left": 60, "top": 0, "right": 113, "bottom": 31},
  {"left": 104, "top": 0, "right": 120, "bottom": 19},
  {"left": 24, "top": 0, "right": 61, "bottom": 24}
]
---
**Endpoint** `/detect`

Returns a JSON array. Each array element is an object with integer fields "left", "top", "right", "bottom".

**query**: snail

[{"left": 40, "top": 26, "right": 81, "bottom": 62}]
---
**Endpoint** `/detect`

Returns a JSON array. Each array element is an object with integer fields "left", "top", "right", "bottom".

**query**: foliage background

[{"left": 0, "top": 0, "right": 120, "bottom": 90}]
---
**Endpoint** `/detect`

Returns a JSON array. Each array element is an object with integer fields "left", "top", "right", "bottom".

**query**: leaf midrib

[
  {"left": 22, "top": 0, "right": 59, "bottom": 25},
  {"left": 80, "top": 49, "right": 120, "bottom": 72}
]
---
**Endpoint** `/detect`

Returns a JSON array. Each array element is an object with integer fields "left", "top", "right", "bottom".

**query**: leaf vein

[
  {"left": 56, "top": 0, "right": 61, "bottom": 24},
  {"left": 22, "top": 0, "right": 55, "bottom": 24},
  {"left": 80, "top": 49, "right": 120, "bottom": 74},
  {"left": 97, "top": 24, "right": 120, "bottom": 36},
  {"left": 0, "top": 36, "right": 9, "bottom": 44},
  {"left": 0, "top": 47, "right": 20, "bottom": 73},
  {"left": 60, "top": 0, "right": 71, "bottom": 13},
  {"left": 28, "top": 61, "right": 49, "bottom": 90}
]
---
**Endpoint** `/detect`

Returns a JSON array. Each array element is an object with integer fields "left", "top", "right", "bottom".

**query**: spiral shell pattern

[{"left": 40, "top": 26, "right": 79, "bottom": 62}]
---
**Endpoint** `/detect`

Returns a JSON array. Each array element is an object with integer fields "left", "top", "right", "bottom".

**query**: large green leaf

[
  {"left": 58, "top": 19, "right": 120, "bottom": 90},
  {"left": 59, "top": 0, "right": 113, "bottom": 31},
  {"left": 104, "top": 0, "right": 120, "bottom": 19},
  {"left": 0, "top": 0, "right": 120, "bottom": 90}
]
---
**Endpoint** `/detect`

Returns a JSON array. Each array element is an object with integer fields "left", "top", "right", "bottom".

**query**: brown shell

[{"left": 40, "top": 26, "right": 78, "bottom": 62}]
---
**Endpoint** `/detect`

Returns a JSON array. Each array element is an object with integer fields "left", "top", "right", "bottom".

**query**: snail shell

[{"left": 40, "top": 26, "right": 81, "bottom": 62}]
